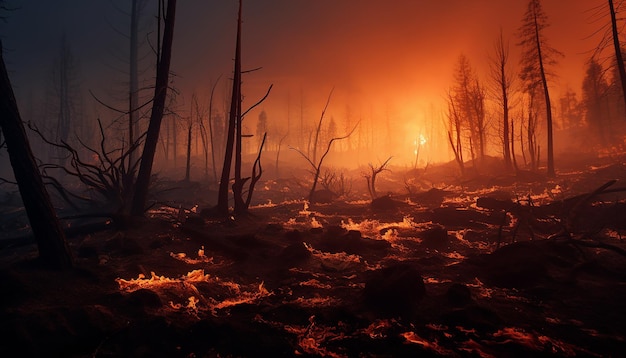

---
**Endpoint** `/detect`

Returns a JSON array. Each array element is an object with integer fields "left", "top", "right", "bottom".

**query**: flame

[
  {"left": 401, "top": 331, "right": 452, "bottom": 355},
  {"left": 362, "top": 319, "right": 394, "bottom": 339},
  {"left": 116, "top": 269, "right": 271, "bottom": 316},
  {"left": 304, "top": 242, "right": 366, "bottom": 271},
  {"left": 169, "top": 247, "right": 214, "bottom": 265}
]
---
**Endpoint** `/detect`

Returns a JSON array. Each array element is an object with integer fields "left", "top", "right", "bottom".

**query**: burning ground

[{"left": 1, "top": 158, "right": 626, "bottom": 357}]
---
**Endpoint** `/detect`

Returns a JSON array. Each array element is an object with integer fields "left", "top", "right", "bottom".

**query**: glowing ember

[
  {"left": 362, "top": 319, "right": 394, "bottom": 339},
  {"left": 401, "top": 331, "right": 452, "bottom": 355},
  {"left": 299, "top": 279, "right": 332, "bottom": 289},
  {"left": 491, "top": 327, "right": 578, "bottom": 355},
  {"left": 292, "top": 295, "right": 340, "bottom": 307},
  {"left": 169, "top": 246, "right": 213, "bottom": 264},
  {"left": 116, "top": 269, "right": 271, "bottom": 316},
  {"left": 467, "top": 278, "right": 494, "bottom": 298},
  {"left": 286, "top": 316, "right": 344, "bottom": 358},
  {"left": 250, "top": 200, "right": 277, "bottom": 208},
  {"left": 304, "top": 242, "right": 367, "bottom": 271},
  {"left": 116, "top": 271, "right": 182, "bottom": 291}
]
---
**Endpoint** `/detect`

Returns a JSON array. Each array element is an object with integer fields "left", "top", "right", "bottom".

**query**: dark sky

[{"left": 0, "top": 0, "right": 608, "bottom": 164}]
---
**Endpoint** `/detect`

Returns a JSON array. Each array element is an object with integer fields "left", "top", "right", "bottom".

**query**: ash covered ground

[{"left": 1, "top": 156, "right": 626, "bottom": 357}]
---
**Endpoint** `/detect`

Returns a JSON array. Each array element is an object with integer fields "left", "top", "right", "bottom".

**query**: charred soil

[{"left": 1, "top": 158, "right": 626, "bottom": 357}]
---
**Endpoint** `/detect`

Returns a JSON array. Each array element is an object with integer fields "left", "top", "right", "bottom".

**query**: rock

[
  {"left": 264, "top": 223, "right": 284, "bottom": 233},
  {"left": 122, "top": 288, "right": 163, "bottom": 309},
  {"left": 371, "top": 195, "right": 400, "bottom": 213},
  {"left": 445, "top": 283, "right": 472, "bottom": 306},
  {"left": 277, "top": 242, "right": 312, "bottom": 265},
  {"left": 104, "top": 233, "right": 144, "bottom": 256},
  {"left": 420, "top": 224, "right": 449, "bottom": 250},
  {"left": 284, "top": 229, "right": 302, "bottom": 241},
  {"left": 441, "top": 305, "right": 503, "bottom": 332},
  {"left": 363, "top": 263, "right": 426, "bottom": 316},
  {"left": 310, "top": 189, "right": 335, "bottom": 204}
]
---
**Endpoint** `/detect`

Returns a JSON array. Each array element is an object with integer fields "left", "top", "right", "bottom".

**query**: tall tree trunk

[
  {"left": 490, "top": 31, "right": 513, "bottom": 167},
  {"left": 128, "top": 0, "right": 139, "bottom": 173},
  {"left": 131, "top": 0, "right": 177, "bottom": 216},
  {"left": 533, "top": 9, "right": 555, "bottom": 176},
  {"left": 216, "top": 0, "right": 242, "bottom": 216},
  {"left": 609, "top": 0, "right": 626, "bottom": 117},
  {"left": 208, "top": 77, "right": 220, "bottom": 184},
  {"left": 510, "top": 115, "right": 518, "bottom": 171},
  {"left": 232, "top": 0, "right": 246, "bottom": 215},
  {"left": 216, "top": 0, "right": 241, "bottom": 215},
  {"left": 185, "top": 121, "right": 192, "bottom": 182},
  {"left": 0, "top": 42, "right": 73, "bottom": 269}
]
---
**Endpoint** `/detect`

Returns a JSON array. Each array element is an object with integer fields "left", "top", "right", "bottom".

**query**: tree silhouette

[
  {"left": 0, "top": 41, "right": 73, "bottom": 269},
  {"left": 582, "top": 58, "right": 611, "bottom": 142},
  {"left": 608, "top": 0, "right": 626, "bottom": 117},
  {"left": 517, "top": 0, "right": 562, "bottom": 176},
  {"left": 489, "top": 29, "right": 514, "bottom": 170},
  {"left": 131, "top": 0, "right": 177, "bottom": 216}
]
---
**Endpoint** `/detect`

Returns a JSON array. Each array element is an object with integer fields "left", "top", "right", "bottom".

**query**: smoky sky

[{"left": 0, "top": 0, "right": 605, "bottom": 124}]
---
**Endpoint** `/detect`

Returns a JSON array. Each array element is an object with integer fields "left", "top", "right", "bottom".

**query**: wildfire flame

[{"left": 115, "top": 268, "right": 271, "bottom": 316}]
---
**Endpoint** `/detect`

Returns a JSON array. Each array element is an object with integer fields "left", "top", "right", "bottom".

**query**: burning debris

[{"left": 116, "top": 268, "right": 271, "bottom": 316}]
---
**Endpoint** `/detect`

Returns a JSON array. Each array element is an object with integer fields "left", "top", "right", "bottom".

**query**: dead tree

[
  {"left": 446, "top": 90, "right": 465, "bottom": 176},
  {"left": 489, "top": 29, "right": 514, "bottom": 170},
  {"left": 0, "top": 41, "right": 73, "bottom": 269},
  {"left": 216, "top": 0, "right": 243, "bottom": 216},
  {"left": 215, "top": 0, "right": 272, "bottom": 216},
  {"left": 206, "top": 76, "right": 222, "bottom": 183},
  {"left": 518, "top": 0, "right": 561, "bottom": 176},
  {"left": 364, "top": 157, "right": 392, "bottom": 200},
  {"left": 131, "top": 0, "right": 177, "bottom": 216},
  {"left": 274, "top": 131, "right": 288, "bottom": 178},
  {"left": 232, "top": 86, "right": 272, "bottom": 215},
  {"left": 291, "top": 90, "right": 359, "bottom": 203},
  {"left": 608, "top": 0, "right": 626, "bottom": 117},
  {"left": 184, "top": 113, "right": 192, "bottom": 182}
]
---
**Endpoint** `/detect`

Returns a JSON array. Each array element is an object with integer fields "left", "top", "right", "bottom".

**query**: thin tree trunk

[
  {"left": 131, "top": 0, "right": 177, "bottom": 216},
  {"left": 533, "top": 8, "right": 555, "bottom": 176},
  {"left": 609, "top": 0, "right": 626, "bottom": 117},
  {"left": 128, "top": 0, "right": 139, "bottom": 171},
  {"left": 185, "top": 121, "right": 192, "bottom": 182},
  {"left": 208, "top": 77, "right": 220, "bottom": 184},
  {"left": 0, "top": 42, "right": 73, "bottom": 269},
  {"left": 510, "top": 115, "right": 518, "bottom": 172},
  {"left": 216, "top": 0, "right": 242, "bottom": 216}
]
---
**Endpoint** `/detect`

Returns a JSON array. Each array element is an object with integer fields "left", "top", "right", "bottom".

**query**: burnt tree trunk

[
  {"left": 216, "top": 0, "right": 242, "bottom": 216},
  {"left": 185, "top": 121, "right": 192, "bottom": 182},
  {"left": 131, "top": 0, "right": 177, "bottom": 216},
  {"left": 532, "top": 7, "right": 555, "bottom": 176},
  {"left": 609, "top": 0, "right": 626, "bottom": 118},
  {"left": 0, "top": 42, "right": 73, "bottom": 269}
]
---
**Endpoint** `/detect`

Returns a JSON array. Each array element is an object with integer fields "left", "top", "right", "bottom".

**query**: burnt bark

[
  {"left": 131, "top": 0, "right": 177, "bottom": 216},
  {"left": 0, "top": 41, "right": 73, "bottom": 269},
  {"left": 609, "top": 0, "right": 626, "bottom": 118},
  {"left": 216, "top": 0, "right": 242, "bottom": 216}
]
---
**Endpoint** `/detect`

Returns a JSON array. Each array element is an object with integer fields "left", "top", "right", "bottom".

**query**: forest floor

[{"left": 1, "top": 153, "right": 626, "bottom": 357}]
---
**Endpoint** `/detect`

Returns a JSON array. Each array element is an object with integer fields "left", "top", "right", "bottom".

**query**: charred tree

[
  {"left": 216, "top": 0, "right": 243, "bottom": 216},
  {"left": 608, "top": 0, "right": 626, "bottom": 117},
  {"left": 127, "top": 0, "right": 140, "bottom": 178},
  {"left": 489, "top": 30, "right": 514, "bottom": 170},
  {"left": 446, "top": 90, "right": 465, "bottom": 176},
  {"left": 518, "top": 0, "right": 561, "bottom": 176},
  {"left": 365, "top": 157, "right": 392, "bottom": 200},
  {"left": 291, "top": 89, "right": 359, "bottom": 203},
  {"left": 215, "top": 0, "right": 272, "bottom": 216},
  {"left": 0, "top": 42, "right": 73, "bottom": 269},
  {"left": 185, "top": 117, "right": 192, "bottom": 182},
  {"left": 207, "top": 76, "right": 221, "bottom": 183},
  {"left": 130, "top": 0, "right": 177, "bottom": 216}
]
